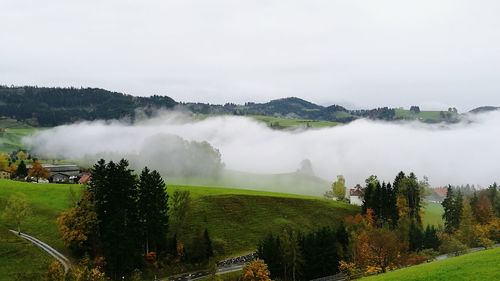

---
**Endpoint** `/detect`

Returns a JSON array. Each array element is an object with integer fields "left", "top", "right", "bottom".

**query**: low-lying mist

[{"left": 25, "top": 111, "right": 500, "bottom": 193}]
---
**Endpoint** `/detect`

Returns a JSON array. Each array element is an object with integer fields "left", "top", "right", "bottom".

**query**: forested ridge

[
  {"left": 0, "top": 85, "right": 482, "bottom": 127},
  {"left": 0, "top": 86, "right": 177, "bottom": 126}
]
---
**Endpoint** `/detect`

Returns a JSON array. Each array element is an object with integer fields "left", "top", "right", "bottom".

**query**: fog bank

[{"left": 25, "top": 111, "right": 500, "bottom": 188}]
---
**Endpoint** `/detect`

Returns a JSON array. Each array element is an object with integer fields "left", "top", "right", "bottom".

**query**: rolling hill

[
  {"left": 0, "top": 180, "right": 358, "bottom": 262},
  {"left": 0, "top": 86, "right": 469, "bottom": 128}
]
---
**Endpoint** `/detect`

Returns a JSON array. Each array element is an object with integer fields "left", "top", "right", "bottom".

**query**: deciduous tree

[
  {"left": 57, "top": 190, "right": 97, "bottom": 256},
  {"left": 3, "top": 193, "right": 32, "bottom": 234},
  {"left": 28, "top": 160, "right": 49, "bottom": 182},
  {"left": 332, "top": 175, "right": 346, "bottom": 201},
  {"left": 241, "top": 259, "right": 271, "bottom": 281}
]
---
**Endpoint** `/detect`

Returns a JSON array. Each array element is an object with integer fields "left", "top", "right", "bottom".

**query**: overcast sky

[{"left": 2, "top": 0, "right": 500, "bottom": 110}]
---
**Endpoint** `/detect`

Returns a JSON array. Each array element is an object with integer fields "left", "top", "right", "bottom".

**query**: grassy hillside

[
  {"left": 0, "top": 226, "right": 52, "bottom": 280},
  {"left": 422, "top": 202, "right": 444, "bottom": 227},
  {"left": 170, "top": 170, "right": 331, "bottom": 197},
  {"left": 251, "top": 115, "right": 339, "bottom": 129},
  {"left": 0, "top": 180, "right": 358, "bottom": 261},
  {"left": 362, "top": 247, "right": 500, "bottom": 281},
  {"left": 394, "top": 108, "right": 458, "bottom": 123},
  {"left": 0, "top": 180, "right": 76, "bottom": 253}
]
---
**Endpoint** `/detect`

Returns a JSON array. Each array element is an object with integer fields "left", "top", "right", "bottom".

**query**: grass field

[
  {"left": 362, "top": 247, "right": 500, "bottom": 281},
  {"left": 422, "top": 202, "right": 444, "bottom": 227},
  {"left": 0, "top": 226, "right": 52, "bottom": 281},
  {"left": 0, "top": 128, "right": 38, "bottom": 152},
  {"left": 0, "top": 180, "right": 358, "bottom": 263},
  {"left": 251, "top": 115, "right": 340, "bottom": 129},
  {"left": 394, "top": 108, "right": 458, "bottom": 123},
  {"left": 0, "top": 180, "right": 77, "bottom": 253}
]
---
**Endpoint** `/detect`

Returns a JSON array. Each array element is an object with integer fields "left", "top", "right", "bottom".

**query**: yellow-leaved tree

[
  {"left": 3, "top": 192, "right": 32, "bottom": 234},
  {"left": 241, "top": 259, "right": 272, "bottom": 281}
]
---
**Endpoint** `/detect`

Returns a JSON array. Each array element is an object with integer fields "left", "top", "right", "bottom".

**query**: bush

[{"left": 439, "top": 234, "right": 467, "bottom": 256}]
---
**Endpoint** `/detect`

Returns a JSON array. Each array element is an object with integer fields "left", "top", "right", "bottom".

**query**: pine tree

[
  {"left": 454, "top": 191, "right": 463, "bottom": 230},
  {"left": 17, "top": 160, "right": 28, "bottom": 178},
  {"left": 442, "top": 186, "right": 455, "bottom": 233},
  {"left": 362, "top": 176, "right": 378, "bottom": 215},
  {"left": 91, "top": 159, "right": 142, "bottom": 278},
  {"left": 138, "top": 167, "right": 169, "bottom": 255},
  {"left": 203, "top": 229, "right": 214, "bottom": 260},
  {"left": 387, "top": 183, "right": 399, "bottom": 228},
  {"left": 423, "top": 225, "right": 440, "bottom": 250},
  {"left": 409, "top": 222, "right": 424, "bottom": 251}
]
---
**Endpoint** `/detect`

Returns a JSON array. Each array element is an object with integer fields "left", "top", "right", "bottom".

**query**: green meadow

[
  {"left": 362, "top": 247, "right": 500, "bottom": 281},
  {"left": 251, "top": 115, "right": 340, "bottom": 129}
]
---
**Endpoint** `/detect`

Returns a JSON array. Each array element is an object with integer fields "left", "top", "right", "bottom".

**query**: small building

[
  {"left": 78, "top": 173, "right": 91, "bottom": 185},
  {"left": 0, "top": 171, "right": 11, "bottom": 179},
  {"left": 349, "top": 184, "right": 364, "bottom": 206},
  {"left": 26, "top": 164, "right": 81, "bottom": 183},
  {"left": 426, "top": 187, "right": 448, "bottom": 203}
]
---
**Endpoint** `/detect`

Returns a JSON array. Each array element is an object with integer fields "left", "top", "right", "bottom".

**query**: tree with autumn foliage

[
  {"left": 353, "top": 228, "right": 404, "bottom": 273},
  {"left": 57, "top": 189, "right": 98, "bottom": 256},
  {"left": 28, "top": 160, "right": 50, "bottom": 182},
  {"left": 0, "top": 153, "right": 9, "bottom": 171},
  {"left": 241, "top": 259, "right": 272, "bottom": 281},
  {"left": 43, "top": 261, "right": 65, "bottom": 281},
  {"left": 3, "top": 192, "right": 32, "bottom": 234}
]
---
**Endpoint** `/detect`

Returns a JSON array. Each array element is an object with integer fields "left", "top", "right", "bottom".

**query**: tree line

[
  {"left": 256, "top": 171, "right": 500, "bottom": 280},
  {"left": 257, "top": 225, "right": 349, "bottom": 281},
  {"left": 57, "top": 159, "right": 214, "bottom": 280}
]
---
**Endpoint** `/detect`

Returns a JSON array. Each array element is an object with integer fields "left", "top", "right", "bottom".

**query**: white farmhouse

[{"left": 349, "top": 184, "right": 364, "bottom": 206}]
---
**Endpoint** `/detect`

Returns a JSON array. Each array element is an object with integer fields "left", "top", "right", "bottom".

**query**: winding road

[{"left": 9, "top": 230, "right": 71, "bottom": 274}]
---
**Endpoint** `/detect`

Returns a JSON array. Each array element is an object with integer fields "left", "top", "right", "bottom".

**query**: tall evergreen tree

[
  {"left": 454, "top": 191, "right": 464, "bottom": 230},
  {"left": 203, "top": 228, "right": 214, "bottom": 260},
  {"left": 257, "top": 234, "right": 282, "bottom": 280},
  {"left": 442, "top": 186, "right": 455, "bottom": 233},
  {"left": 408, "top": 222, "right": 424, "bottom": 251},
  {"left": 91, "top": 159, "right": 142, "bottom": 278},
  {"left": 362, "top": 176, "right": 378, "bottom": 214},
  {"left": 423, "top": 225, "right": 440, "bottom": 250},
  {"left": 137, "top": 167, "right": 169, "bottom": 255},
  {"left": 387, "top": 183, "right": 399, "bottom": 228},
  {"left": 16, "top": 160, "right": 28, "bottom": 178},
  {"left": 406, "top": 173, "right": 422, "bottom": 226}
]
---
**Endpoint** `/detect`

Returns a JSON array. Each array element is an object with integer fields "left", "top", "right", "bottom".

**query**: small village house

[{"left": 349, "top": 184, "right": 364, "bottom": 206}]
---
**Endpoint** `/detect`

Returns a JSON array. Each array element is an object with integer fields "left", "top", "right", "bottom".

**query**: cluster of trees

[
  {"left": 58, "top": 159, "right": 169, "bottom": 279},
  {"left": 0, "top": 150, "right": 30, "bottom": 178},
  {"left": 440, "top": 184, "right": 500, "bottom": 251},
  {"left": 257, "top": 225, "right": 349, "bottom": 281},
  {"left": 57, "top": 159, "right": 214, "bottom": 280}
]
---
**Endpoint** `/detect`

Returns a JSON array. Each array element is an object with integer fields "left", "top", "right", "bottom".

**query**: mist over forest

[{"left": 25, "top": 110, "right": 500, "bottom": 189}]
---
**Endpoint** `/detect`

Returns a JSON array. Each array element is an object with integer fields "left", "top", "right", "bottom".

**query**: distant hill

[
  {"left": 0, "top": 86, "right": 177, "bottom": 126},
  {"left": 0, "top": 85, "right": 475, "bottom": 127},
  {"left": 469, "top": 106, "right": 500, "bottom": 114}
]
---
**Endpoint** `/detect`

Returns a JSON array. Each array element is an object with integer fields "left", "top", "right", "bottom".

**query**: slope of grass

[
  {"left": 362, "top": 247, "right": 500, "bottom": 281},
  {"left": 422, "top": 202, "right": 444, "bottom": 227},
  {"left": 394, "top": 108, "right": 458, "bottom": 123},
  {"left": 0, "top": 180, "right": 358, "bottom": 260},
  {"left": 169, "top": 185, "right": 358, "bottom": 257},
  {"left": 170, "top": 170, "right": 331, "bottom": 197},
  {"left": 251, "top": 115, "right": 339, "bottom": 129},
  {"left": 0, "top": 180, "right": 78, "bottom": 253},
  {"left": 0, "top": 127, "right": 38, "bottom": 152},
  {"left": 0, "top": 226, "right": 52, "bottom": 280}
]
